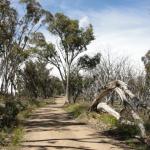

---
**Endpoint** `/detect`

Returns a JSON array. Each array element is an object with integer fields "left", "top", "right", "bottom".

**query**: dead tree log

[
  {"left": 89, "top": 80, "right": 146, "bottom": 138},
  {"left": 97, "top": 102, "right": 135, "bottom": 125},
  {"left": 97, "top": 102, "right": 120, "bottom": 120}
]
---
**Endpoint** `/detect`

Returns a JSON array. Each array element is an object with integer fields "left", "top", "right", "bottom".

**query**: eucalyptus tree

[
  {"left": 35, "top": 13, "right": 97, "bottom": 103},
  {"left": 0, "top": 0, "right": 18, "bottom": 93},
  {"left": 17, "top": 60, "right": 63, "bottom": 98},
  {"left": 0, "top": 0, "right": 52, "bottom": 94}
]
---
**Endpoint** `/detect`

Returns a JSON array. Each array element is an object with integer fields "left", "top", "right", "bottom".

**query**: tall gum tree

[
  {"left": 0, "top": 0, "right": 52, "bottom": 94},
  {"left": 49, "top": 13, "right": 95, "bottom": 103},
  {"left": 35, "top": 13, "right": 95, "bottom": 103}
]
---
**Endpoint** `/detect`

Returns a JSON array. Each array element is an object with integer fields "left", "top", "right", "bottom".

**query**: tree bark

[
  {"left": 89, "top": 80, "right": 147, "bottom": 138},
  {"left": 131, "top": 110, "right": 146, "bottom": 138},
  {"left": 97, "top": 102, "right": 146, "bottom": 138},
  {"left": 97, "top": 102, "right": 120, "bottom": 119},
  {"left": 65, "top": 65, "right": 70, "bottom": 104}
]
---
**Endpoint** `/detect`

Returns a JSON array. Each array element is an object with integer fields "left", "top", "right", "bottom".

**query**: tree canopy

[{"left": 33, "top": 13, "right": 101, "bottom": 103}]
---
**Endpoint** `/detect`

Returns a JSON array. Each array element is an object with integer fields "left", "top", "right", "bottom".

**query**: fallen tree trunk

[
  {"left": 97, "top": 102, "right": 120, "bottom": 120},
  {"left": 97, "top": 102, "right": 134, "bottom": 125},
  {"left": 131, "top": 110, "right": 146, "bottom": 138},
  {"left": 89, "top": 80, "right": 147, "bottom": 138},
  {"left": 89, "top": 89, "right": 112, "bottom": 111},
  {"left": 97, "top": 102, "right": 146, "bottom": 137}
]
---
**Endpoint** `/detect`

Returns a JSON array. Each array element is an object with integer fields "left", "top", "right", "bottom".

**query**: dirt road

[{"left": 21, "top": 97, "right": 130, "bottom": 150}]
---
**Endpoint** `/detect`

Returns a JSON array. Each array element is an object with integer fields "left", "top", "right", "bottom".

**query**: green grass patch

[
  {"left": 11, "top": 127, "right": 24, "bottom": 146},
  {"left": 65, "top": 103, "right": 117, "bottom": 127},
  {"left": 0, "top": 97, "right": 55, "bottom": 148},
  {"left": 97, "top": 113, "right": 117, "bottom": 127},
  {"left": 64, "top": 102, "right": 89, "bottom": 118}
]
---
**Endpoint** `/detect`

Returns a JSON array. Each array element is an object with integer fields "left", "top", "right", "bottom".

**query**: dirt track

[{"left": 21, "top": 97, "right": 131, "bottom": 150}]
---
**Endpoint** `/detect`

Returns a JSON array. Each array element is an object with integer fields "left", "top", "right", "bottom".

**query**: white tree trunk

[
  {"left": 65, "top": 65, "right": 70, "bottom": 103},
  {"left": 90, "top": 80, "right": 147, "bottom": 138},
  {"left": 97, "top": 102, "right": 120, "bottom": 120},
  {"left": 131, "top": 110, "right": 146, "bottom": 138}
]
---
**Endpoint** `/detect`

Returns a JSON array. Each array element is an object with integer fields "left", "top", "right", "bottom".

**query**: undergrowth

[
  {"left": 64, "top": 102, "right": 150, "bottom": 150},
  {"left": 0, "top": 97, "right": 55, "bottom": 149}
]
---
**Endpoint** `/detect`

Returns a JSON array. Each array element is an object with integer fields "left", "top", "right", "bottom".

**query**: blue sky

[
  {"left": 40, "top": 0, "right": 150, "bottom": 13},
  {"left": 11, "top": 0, "right": 150, "bottom": 67}
]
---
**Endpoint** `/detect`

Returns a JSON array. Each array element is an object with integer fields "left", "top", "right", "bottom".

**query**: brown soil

[{"left": 21, "top": 97, "right": 132, "bottom": 150}]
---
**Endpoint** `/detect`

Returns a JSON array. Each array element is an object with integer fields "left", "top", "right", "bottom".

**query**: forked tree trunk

[
  {"left": 89, "top": 80, "right": 147, "bottom": 138},
  {"left": 97, "top": 102, "right": 146, "bottom": 138}
]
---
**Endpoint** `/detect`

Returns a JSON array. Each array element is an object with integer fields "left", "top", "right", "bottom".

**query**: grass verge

[
  {"left": 0, "top": 97, "right": 55, "bottom": 149},
  {"left": 64, "top": 102, "right": 150, "bottom": 150}
]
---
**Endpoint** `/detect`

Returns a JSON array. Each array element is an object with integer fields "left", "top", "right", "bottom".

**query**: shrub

[
  {"left": 0, "top": 99, "right": 24, "bottom": 128},
  {"left": 116, "top": 124, "right": 140, "bottom": 139},
  {"left": 11, "top": 127, "right": 24, "bottom": 146}
]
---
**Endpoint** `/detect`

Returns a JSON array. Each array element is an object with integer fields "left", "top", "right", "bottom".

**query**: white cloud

[
  {"left": 41, "top": 4, "right": 150, "bottom": 68},
  {"left": 75, "top": 8, "right": 150, "bottom": 67},
  {"left": 79, "top": 16, "right": 90, "bottom": 28}
]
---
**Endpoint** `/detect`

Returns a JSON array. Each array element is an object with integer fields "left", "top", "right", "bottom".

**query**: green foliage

[
  {"left": 0, "top": 0, "right": 17, "bottom": 53},
  {"left": 11, "top": 127, "right": 24, "bottom": 146},
  {"left": 78, "top": 53, "right": 101, "bottom": 70},
  {"left": 17, "top": 60, "right": 63, "bottom": 98},
  {"left": 0, "top": 0, "right": 52, "bottom": 94},
  {"left": 49, "top": 13, "right": 95, "bottom": 50},
  {"left": 115, "top": 124, "right": 140, "bottom": 139},
  {"left": 0, "top": 98, "right": 24, "bottom": 128},
  {"left": 36, "top": 12, "right": 96, "bottom": 103},
  {"left": 36, "top": 13, "right": 95, "bottom": 61},
  {"left": 0, "top": 96, "right": 55, "bottom": 147},
  {"left": 46, "top": 12, "right": 95, "bottom": 61},
  {"left": 69, "top": 70, "right": 83, "bottom": 103}
]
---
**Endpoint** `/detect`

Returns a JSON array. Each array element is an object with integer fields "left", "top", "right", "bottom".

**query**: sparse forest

[{"left": 0, "top": 0, "right": 150, "bottom": 149}]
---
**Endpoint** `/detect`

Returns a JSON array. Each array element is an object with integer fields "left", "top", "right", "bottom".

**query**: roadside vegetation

[
  {"left": 0, "top": 97, "right": 55, "bottom": 149},
  {"left": 65, "top": 102, "right": 150, "bottom": 150}
]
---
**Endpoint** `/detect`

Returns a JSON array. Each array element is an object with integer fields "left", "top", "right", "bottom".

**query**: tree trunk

[
  {"left": 65, "top": 65, "right": 70, "bottom": 104},
  {"left": 57, "top": 67, "right": 66, "bottom": 92},
  {"left": 97, "top": 102, "right": 120, "bottom": 119},
  {"left": 97, "top": 102, "right": 146, "bottom": 138},
  {"left": 89, "top": 80, "right": 147, "bottom": 138},
  {"left": 131, "top": 110, "right": 146, "bottom": 138}
]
